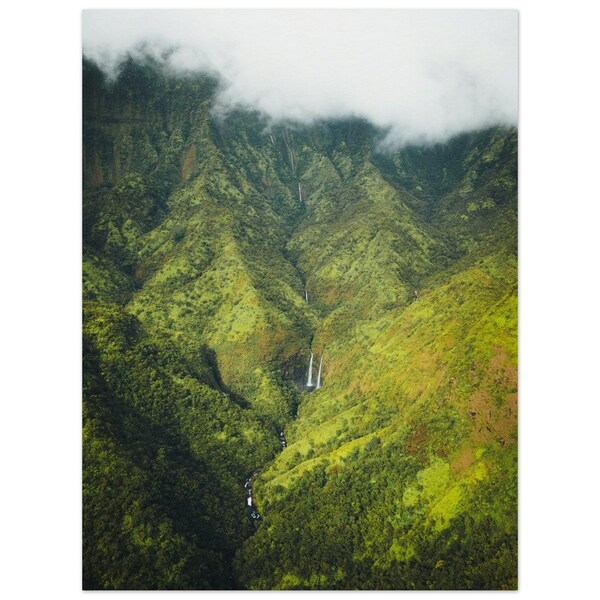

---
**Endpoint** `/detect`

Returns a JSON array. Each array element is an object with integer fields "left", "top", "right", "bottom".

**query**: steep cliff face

[{"left": 83, "top": 56, "right": 517, "bottom": 590}]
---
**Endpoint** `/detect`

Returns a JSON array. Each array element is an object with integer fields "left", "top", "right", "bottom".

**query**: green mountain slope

[{"left": 83, "top": 56, "right": 517, "bottom": 590}]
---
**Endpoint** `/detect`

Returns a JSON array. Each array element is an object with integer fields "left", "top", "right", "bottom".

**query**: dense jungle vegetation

[{"left": 82, "top": 55, "right": 517, "bottom": 590}]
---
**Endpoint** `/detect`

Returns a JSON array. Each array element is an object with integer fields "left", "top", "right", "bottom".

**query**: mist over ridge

[
  {"left": 82, "top": 9, "right": 518, "bottom": 148},
  {"left": 82, "top": 34, "right": 518, "bottom": 588}
]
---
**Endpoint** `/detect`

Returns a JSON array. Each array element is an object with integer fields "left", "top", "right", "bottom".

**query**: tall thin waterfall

[
  {"left": 281, "top": 130, "right": 296, "bottom": 175},
  {"left": 304, "top": 288, "right": 308, "bottom": 302},
  {"left": 316, "top": 354, "right": 324, "bottom": 389},
  {"left": 306, "top": 352, "right": 314, "bottom": 387},
  {"left": 298, "top": 182, "right": 303, "bottom": 203}
]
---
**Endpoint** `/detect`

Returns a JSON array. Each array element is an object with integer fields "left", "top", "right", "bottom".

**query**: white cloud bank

[{"left": 82, "top": 9, "right": 518, "bottom": 147}]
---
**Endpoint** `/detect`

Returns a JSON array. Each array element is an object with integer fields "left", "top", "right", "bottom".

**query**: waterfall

[
  {"left": 281, "top": 130, "right": 296, "bottom": 175},
  {"left": 298, "top": 182, "right": 303, "bottom": 203},
  {"left": 316, "top": 354, "right": 324, "bottom": 389},
  {"left": 306, "top": 352, "right": 314, "bottom": 387},
  {"left": 304, "top": 288, "right": 308, "bottom": 302}
]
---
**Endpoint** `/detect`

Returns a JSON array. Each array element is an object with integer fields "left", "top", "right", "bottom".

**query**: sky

[{"left": 82, "top": 9, "right": 518, "bottom": 147}]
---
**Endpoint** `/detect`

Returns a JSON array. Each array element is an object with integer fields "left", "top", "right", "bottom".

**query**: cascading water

[
  {"left": 316, "top": 354, "right": 324, "bottom": 389},
  {"left": 281, "top": 130, "right": 296, "bottom": 175},
  {"left": 306, "top": 352, "right": 314, "bottom": 387},
  {"left": 245, "top": 476, "right": 260, "bottom": 520},
  {"left": 305, "top": 288, "right": 308, "bottom": 302},
  {"left": 298, "top": 182, "right": 303, "bottom": 203}
]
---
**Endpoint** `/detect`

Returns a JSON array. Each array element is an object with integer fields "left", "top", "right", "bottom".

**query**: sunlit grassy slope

[{"left": 83, "top": 56, "right": 517, "bottom": 590}]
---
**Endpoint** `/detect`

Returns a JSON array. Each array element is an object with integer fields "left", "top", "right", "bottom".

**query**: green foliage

[
  {"left": 83, "top": 56, "right": 517, "bottom": 590},
  {"left": 83, "top": 300, "right": 279, "bottom": 589}
]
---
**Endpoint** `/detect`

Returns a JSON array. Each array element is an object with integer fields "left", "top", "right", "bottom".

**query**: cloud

[{"left": 82, "top": 9, "right": 518, "bottom": 147}]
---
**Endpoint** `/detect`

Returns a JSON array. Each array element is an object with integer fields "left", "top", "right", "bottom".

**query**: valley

[{"left": 82, "top": 55, "right": 517, "bottom": 590}]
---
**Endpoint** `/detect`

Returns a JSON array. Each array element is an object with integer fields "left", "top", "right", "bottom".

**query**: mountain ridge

[{"left": 83, "top": 56, "right": 517, "bottom": 590}]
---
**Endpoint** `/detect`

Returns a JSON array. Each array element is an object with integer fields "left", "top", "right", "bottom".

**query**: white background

[{"left": 1, "top": 1, "right": 598, "bottom": 598}]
